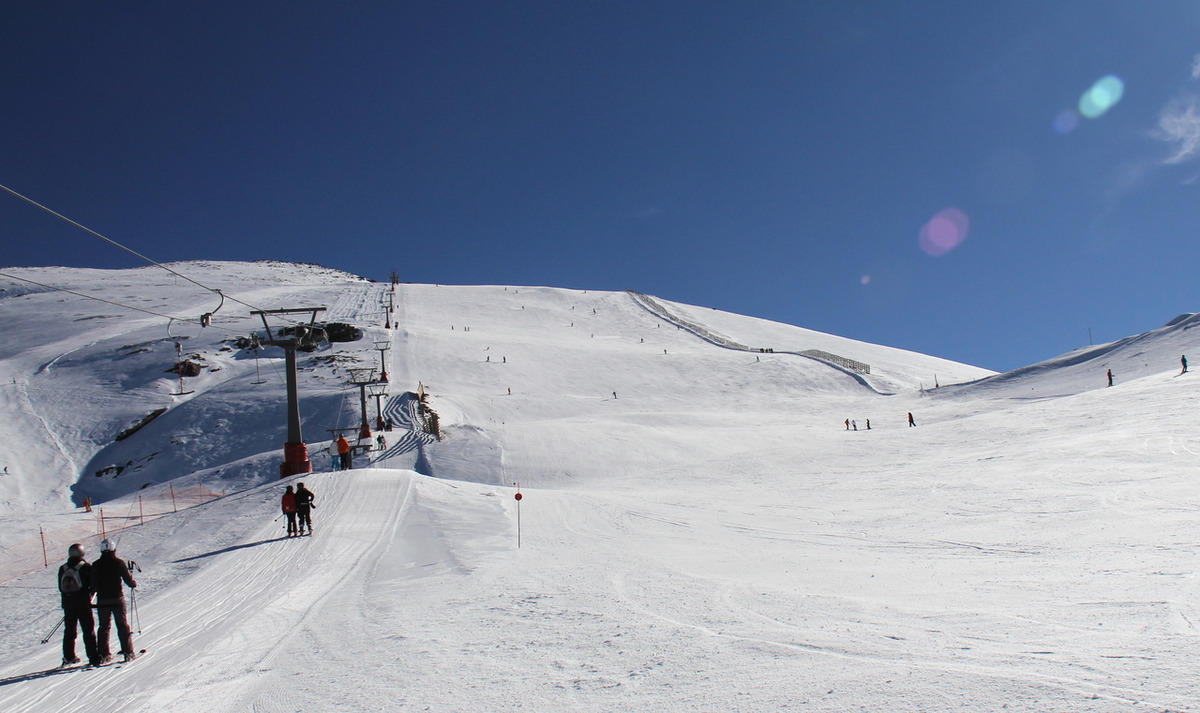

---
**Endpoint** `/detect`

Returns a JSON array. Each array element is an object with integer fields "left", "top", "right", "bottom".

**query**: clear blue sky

[{"left": 3, "top": 1, "right": 1200, "bottom": 373}]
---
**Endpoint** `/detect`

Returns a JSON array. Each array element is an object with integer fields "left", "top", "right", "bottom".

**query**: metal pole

[
  {"left": 170, "top": 483, "right": 177, "bottom": 513},
  {"left": 358, "top": 383, "right": 371, "bottom": 439},
  {"left": 40, "top": 527, "right": 48, "bottom": 568},
  {"left": 285, "top": 347, "right": 303, "bottom": 445},
  {"left": 40, "top": 616, "right": 65, "bottom": 644}
]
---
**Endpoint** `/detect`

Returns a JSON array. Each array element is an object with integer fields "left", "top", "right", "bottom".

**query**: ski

[{"left": 92, "top": 649, "right": 147, "bottom": 669}]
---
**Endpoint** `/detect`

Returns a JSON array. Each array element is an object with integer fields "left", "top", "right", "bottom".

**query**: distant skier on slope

[
  {"left": 92, "top": 539, "right": 137, "bottom": 663},
  {"left": 1181, "top": 355, "right": 1188, "bottom": 374},
  {"left": 282, "top": 485, "right": 298, "bottom": 536},
  {"left": 295, "top": 482, "right": 316, "bottom": 536},
  {"left": 907, "top": 412, "right": 916, "bottom": 427},
  {"left": 58, "top": 543, "right": 100, "bottom": 667},
  {"left": 1107, "top": 369, "right": 1114, "bottom": 387}
]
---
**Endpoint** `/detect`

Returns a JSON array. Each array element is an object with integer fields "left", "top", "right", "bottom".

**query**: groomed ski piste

[{"left": 1, "top": 261, "right": 1200, "bottom": 711}]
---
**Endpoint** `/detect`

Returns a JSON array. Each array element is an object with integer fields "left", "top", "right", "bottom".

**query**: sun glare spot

[
  {"left": 919, "top": 208, "right": 969, "bottom": 257},
  {"left": 1053, "top": 109, "right": 1080, "bottom": 134},
  {"left": 1079, "top": 75, "right": 1124, "bottom": 119}
]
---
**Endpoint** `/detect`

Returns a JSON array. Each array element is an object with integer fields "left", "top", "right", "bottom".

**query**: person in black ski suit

[
  {"left": 295, "top": 482, "right": 316, "bottom": 535},
  {"left": 92, "top": 539, "right": 137, "bottom": 663},
  {"left": 58, "top": 543, "right": 101, "bottom": 667}
]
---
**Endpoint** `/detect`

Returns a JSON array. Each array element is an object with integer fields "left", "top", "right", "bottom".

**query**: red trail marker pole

[{"left": 514, "top": 483, "right": 523, "bottom": 549}]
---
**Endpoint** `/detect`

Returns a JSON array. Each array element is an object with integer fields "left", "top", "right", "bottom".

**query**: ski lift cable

[
  {"left": 0, "top": 270, "right": 241, "bottom": 334},
  {"left": 0, "top": 183, "right": 307, "bottom": 326}
]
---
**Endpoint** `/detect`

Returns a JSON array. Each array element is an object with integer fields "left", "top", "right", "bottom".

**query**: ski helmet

[
  {"left": 67, "top": 543, "right": 84, "bottom": 558},
  {"left": 100, "top": 539, "right": 115, "bottom": 552}
]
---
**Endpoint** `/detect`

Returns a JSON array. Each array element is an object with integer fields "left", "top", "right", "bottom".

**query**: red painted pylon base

[{"left": 280, "top": 442, "right": 312, "bottom": 479}]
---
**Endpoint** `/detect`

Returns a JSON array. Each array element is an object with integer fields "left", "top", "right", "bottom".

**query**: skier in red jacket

[{"left": 281, "top": 485, "right": 298, "bottom": 536}]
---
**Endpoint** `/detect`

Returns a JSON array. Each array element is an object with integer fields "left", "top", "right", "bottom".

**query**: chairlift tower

[
  {"left": 252, "top": 307, "right": 327, "bottom": 478},
  {"left": 374, "top": 340, "right": 391, "bottom": 383},
  {"left": 368, "top": 381, "right": 389, "bottom": 431},
  {"left": 347, "top": 367, "right": 378, "bottom": 440}
]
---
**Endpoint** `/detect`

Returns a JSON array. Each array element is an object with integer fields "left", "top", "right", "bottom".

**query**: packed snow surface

[{"left": 1, "top": 261, "right": 1198, "bottom": 711}]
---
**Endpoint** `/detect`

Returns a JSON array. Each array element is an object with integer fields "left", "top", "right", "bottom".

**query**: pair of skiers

[
  {"left": 281, "top": 483, "right": 316, "bottom": 536},
  {"left": 58, "top": 539, "right": 137, "bottom": 667}
]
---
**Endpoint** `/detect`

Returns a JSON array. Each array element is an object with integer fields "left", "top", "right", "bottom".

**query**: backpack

[
  {"left": 281, "top": 493, "right": 297, "bottom": 513},
  {"left": 60, "top": 563, "right": 84, "bottom": 594}
]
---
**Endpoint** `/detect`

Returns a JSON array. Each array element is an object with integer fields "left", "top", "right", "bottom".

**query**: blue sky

[{"left": 3, "top": 1, "right": 1200, "bottom": 373}]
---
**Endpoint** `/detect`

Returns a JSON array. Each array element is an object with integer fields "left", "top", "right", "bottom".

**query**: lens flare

[
  {"left": 919, "top": 208, "right": 969, "bottom": 257},
  {"left": 1079, "top": 75, "right": 1124, "bottom": 119},
  {"left": 1053, "top": 109, "right": 1080, "bottom": 134}
]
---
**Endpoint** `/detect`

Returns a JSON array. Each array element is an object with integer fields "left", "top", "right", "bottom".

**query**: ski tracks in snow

[{"left": 0, "top": 470, "right": 414, "bottom": 713}]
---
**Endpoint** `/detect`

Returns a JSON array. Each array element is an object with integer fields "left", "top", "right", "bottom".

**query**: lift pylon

[{"left": 252, "top": 307, "right": 327, "bottom": 478}]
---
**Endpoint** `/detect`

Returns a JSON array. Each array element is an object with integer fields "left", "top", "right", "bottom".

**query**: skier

[
  {"left": 92, "top": 539, "right": 137, "bottom": 663},
  {"left": 852, "top": 420, "right": 857, "bottom": 431},
  {"left": 58, "top": 543, "right": 100, "bottom": 667},
  {"left": 1107, "top": 369, "right": 1114, "bottom": 387},
  {"left": 1182, "top": 355, "right": 1188, "bottom": 374},
  {"left": 281, "top": 485, "right": 298, "bottom": 536},
  {"left": 907, "top": 412, "right": 916, "bottom": 427},
  {"left": 866, "top": 419, "right": 871, "bottom": 430},
  {"left": 337, "top": 434, "right": 352, "bottom": 470},
  {"left": 328, "top": 439, "right": 340, "bottom": 471},
  {"left": 295, "top": 482, "right": 316, "bottom": 535},
  {"left": 844, "top": 419, "right": 850, "bottom": 431},
  {"left": 376, "top": 434, "right": 386, "bottom": 451}
]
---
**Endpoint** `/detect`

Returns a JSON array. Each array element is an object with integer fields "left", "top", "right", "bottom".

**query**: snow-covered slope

[{"left": 1, "top": 261, "right": 1199, "bottom": 712}]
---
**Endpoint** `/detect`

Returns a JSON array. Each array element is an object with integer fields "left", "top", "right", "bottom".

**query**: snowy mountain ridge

[{"left": 1, "top": 260, "right": 1198, "bottom": 712}]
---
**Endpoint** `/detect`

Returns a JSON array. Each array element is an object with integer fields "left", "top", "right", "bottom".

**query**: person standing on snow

[
  {"left": 295, "top": 482, "right": 316, "bottom": 535},
  {"left": 1107, "top": 369, "right": 1114, "bottom": 387},
  {"left": 1181, "top": 355, "right": 1188, "bottom": 374},
  {"left": 281, "top": 485, "right": 299, "bottom": 536},
  {"left": 907, "top": 412, "right": 916, "bottom": 427},
  {"left": 58, "top": 543, "right": 100, "bottom": 667},
  {"left": 328, "top": 439, "right": 340, "bottom": 471},
  {"left": 92, "top": 539, "right": 137, "bottom": 663},
  {"left": 336, "top": 434, "right": 352, "bottom": 470}
]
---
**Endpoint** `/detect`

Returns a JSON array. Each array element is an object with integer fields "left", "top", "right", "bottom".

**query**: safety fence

[
  {"left": 798, "top": 349, "right": 871, "bottom": 375},
  {"left": 627, "top": 291, "right": 871, "bottom": 375},
  {"left": 0, "top": 484, "right": 224, "bottom": 585}
]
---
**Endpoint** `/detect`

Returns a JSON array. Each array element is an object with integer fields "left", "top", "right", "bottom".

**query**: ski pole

[
  {"left": 127, "top": 560, "right": 142, "bottom": 634},
  {"left": 130, "top": 585, "right": 141, "bottom": 634},
  {"left": 39, "top": 615, "right": 65, "bottom": 644}
]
